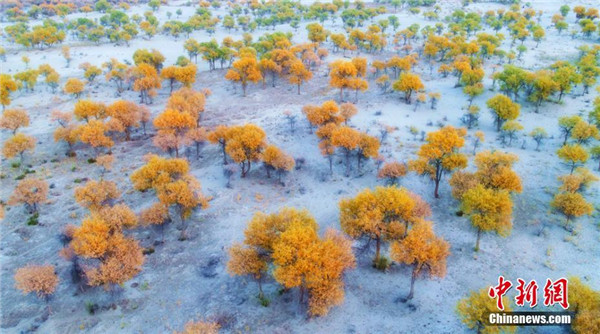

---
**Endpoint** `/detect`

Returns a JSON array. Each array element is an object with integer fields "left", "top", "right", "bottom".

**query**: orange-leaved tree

[
  {"left": 330, "top": 126, "right": 361, "bottom": 177},
  {"left": 132, "top": 63, "right": 161, "bottom": 104},
  {"left": 224, "top": 124, "right": 267, "bottom": 177},
  {"left": 261, "top": 144, "right": 295, "bottom": 182},
  {"left": 0, "top": 108, "right": 29, "bottom": 134},
  {"left": 76, "top": 120, "right": 114, "bottom": 156},
  {"left": 152, "top": 108, "right": 196, "bottom": 157},
  {"left": 390, "top": 220, "right": 449, "bottom": 300},
  {"left": 8, "top": 177, "right": 48, "bottom": 214},
  {"left": 2, "top": 132, "right": 36, "bottom": 163},
  {"left": 287, "top": 59, "right": 313, "bottom": 94},
  {"left": 14, "top": 265, "right": 59, "bottom": 301},
  {"left": 225, "top": 56, "right": 262, "bottom": 96},
  {"left": 105, "top": 100, "right": 143, "bottom": 141}
]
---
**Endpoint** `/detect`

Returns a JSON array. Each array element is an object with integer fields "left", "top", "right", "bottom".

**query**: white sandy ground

[{"left": 0, "top": 0, "right": 599, "bottom": 333}]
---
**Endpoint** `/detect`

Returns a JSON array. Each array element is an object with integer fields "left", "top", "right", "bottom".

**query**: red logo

[
  {"left": 488, "top": 276, "right": 512, "bottom": 311},
  {"left": 489, "top": 277, "right": 569, "bottom": 310},
  {"left": 515, "top": 278, "right": 538, "bottom": 308},
  {"left": 543, "top": 278, "right": 569, "bottom": 309}
]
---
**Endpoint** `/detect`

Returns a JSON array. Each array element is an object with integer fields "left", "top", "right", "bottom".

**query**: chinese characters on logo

[{"left": 488, "top": 276, "right": 569, "bottom": 310}]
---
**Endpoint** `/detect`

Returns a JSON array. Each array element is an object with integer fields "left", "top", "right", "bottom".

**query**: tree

[
  {"left": 106, "top": 100, "right": 143, "bottom": 141},
  {"left": 302, "top": 100, "right": 344, "bottom": 131},
  {"left": 156, "top": 175, "right": 208, "bottom": 240},
  {"left": 393, "top": 72, "right": 424, "bottom": 104},
  {"left": 131, "top": 154, "right": 207, "bottom": 240},
  {"left": 339, "top": 186, "right": 431, "bottom": 265},
  {"left": 558, "top": 115, "right": 583, "bottom": 145},
  {"left": 160, "top": 65, "right": 179, "bottom": 93},
  {"left": 225, "top": 57, "right": 262, "bottom": 96},
  {"left": 377, "top": 161, "right": 408, "bottom": 185},
  {"left": 357, "top": 133, "right": 380, "bottom": 171},
  {"left": 207, "top": 125, "right": 230, "bottom": 164},
  {"left": 8, "top": 178, "right": 48, "bottom": 214},
  {"left": 0, "top": 108, "right": 29, "bottom": 134},
  {"left": 390, "top": 220, "right": 449, "bottom": 300},
  {"left": 329, "top": 59, "right": 359, "bottom": 102},
  {"left": 530, "top": 127, "right": 548, "bottom": 151},
  {"left": 140, "top": 202, "right": 171, "bottom": 241},
  {"left": 272, "top": 227, "right": 355, "bottom": 317},
  {"left": 306, "top": 23, "right": 327, "bottom": 45},
  {"left": 175, "top": 321, "right": 220, "bottom": 334},
  {"left": 591, "top": 146, "right": 600, "bottom": 171},
  {"left": 227, "top": 244, "right": 268, "bottom": 298},
  {"left": 224, "top": 124, "right": 267, "bottom": 177},
  {"left": 52, "top": 111, "right": 78, "bottom": 156},
  {"left": 14, "top": 69, "right": 39, "bottom": 92},
  {"left": 261, "top": 145, "right": 295, "bottom": 182},
  {"left": 486, "top": 94, "right": 520, "bottom": 131},
  {"left": 132, "top": 48, "right": 165, "bottom": 70},
  {"left": 177, "top": 64, "right": 198, "bottom": 87},
  {"left": 167, "top": 87, "right": 208, "bottom": 126},
  {"left": 14, "top": 265, "right": 58, "bottom": 300},
  {"left": 529, "top": 70, "right": 559, "bottom": 112},
  {"left": 460, "top": 184, "right": 513, "bottom": 251},
  {"left": 130, "top": 154, "right": 190, "bottom": 192},
  {"left": 558, "top": 168, "right": 599, "bottom": 193},
  {"left": 74, "top": 179, "right": 120, "bottom": 211},
  {"left": 64, "top": 78, "right": 85, "bottom": 99},
  {"left": 288, "top": 60, "right": 313, "bottom": 95},
  {"left": 77, "top": 120, "right": 114, "bottom": 155},
  {"left": 259, "top": 59, "right": 281, "bottom": 88},
  {"left": 82, "top": 64, "right": 102, "bottom": 83},
  {"left": 340, "top": 103, "right": 358, "bottom": 124},
  {"left": 500, "top": 120, "right": 523, "bottom": 146},
  {"left": 571, "top": 120, "right": 599, "bottom": 145},
  {"left": 132, "top": 63, "right": 161, "bottom": 104},
  {"left": 557, "top": 144, "right": 589, "bottom": 173},
  {"left": 551, "top": 192, "right": 593, "bottom": 230},
  {"left": 82, "top": 232, "right": 144, "bottom": 290},
  {"left": 450, "top": 150, "right": 522, "bottom": 201},
  {"left": 456, "top": 288, "right": 515, "bottom": 334},
  {"left": 330, "top": 126, "right": 361, "bottom": 177},
  {"left": 551, "top": 62, "right": 581, "bottom": 101},
  {"left": 2, "top": 133, "right": 36, "bottom": 162},
  {"left": 409, "top": 126, "right": 467, "bottom": 198},
  {"left": 73, "top": 99, "right": 106, "bottom": 122},
  {"left": 1, "top": 74, "right": 19, "bottom": 110},
  {"left": 228, "top": 208, "right": 316, "bottom": 300},
  {"left": 153, "top": 109, "right": 196, "bottom": 157},
  {"left": 184, "top": 127, "right": 208, "bottom": 159},
  {"left": 568, "top": 276, "right": 600, "bottom": 334},
  {"left": 104, "top": 58, "right": 130, "bottom": 94}
]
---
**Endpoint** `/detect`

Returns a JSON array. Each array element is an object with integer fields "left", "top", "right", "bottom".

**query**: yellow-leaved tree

[
  {"left": 228, "top": 207, "right": 355, "bottom": 316},
  {"left": 460, "top": 184, "right": 513, "bottom": 251},
  {"left": 456, "top": 288, "right": 515, "bottom": 334},
  {"left": 339, "top": 186, "right": 431, "bottom": 267},
  {"left": 131, "top": 154, "right": 208, "bottom": 240},
  {"left": 393, "top": 72, "right": 424, "bottom": 104},
  {"left": 409, "top": 126, "right": 467, "bottom": 198}
]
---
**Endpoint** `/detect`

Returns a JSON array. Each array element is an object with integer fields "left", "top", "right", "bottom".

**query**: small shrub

[
  {"left": 373, "top": 255, "right": 391, "bottom": 271},
  {"left": 258, "top": 294, "right": 270, "bottom": 307},
  {"left": 27, "top": 212, "right": 39, "bottom": 225}
]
